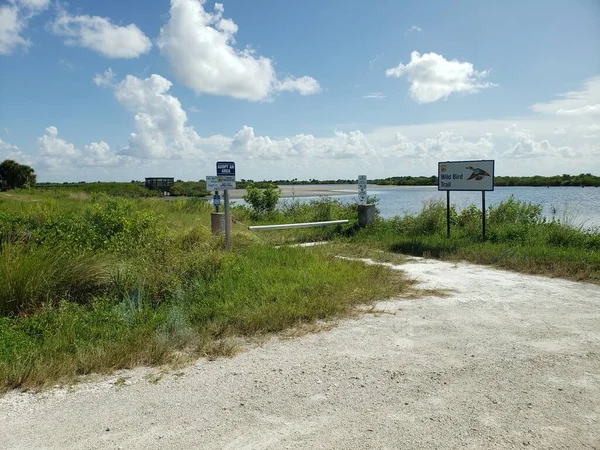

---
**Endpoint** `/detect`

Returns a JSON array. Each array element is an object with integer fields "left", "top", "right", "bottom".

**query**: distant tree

[{"left": 0, "top": 160, "right": 36, "bottom": 190}]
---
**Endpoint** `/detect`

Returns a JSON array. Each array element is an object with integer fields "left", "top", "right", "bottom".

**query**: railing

[{"left": 248, "top": 220, "right": 349, "bottom": 231}]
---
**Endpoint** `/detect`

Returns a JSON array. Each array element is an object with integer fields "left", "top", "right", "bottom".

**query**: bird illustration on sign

[{"left": 466, "top": 166, "right": 491, "bottom": 181}]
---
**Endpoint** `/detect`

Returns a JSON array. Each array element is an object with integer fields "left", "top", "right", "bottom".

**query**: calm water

[{"left": 274, "top": 185, "right": 600, "bottom": 229}]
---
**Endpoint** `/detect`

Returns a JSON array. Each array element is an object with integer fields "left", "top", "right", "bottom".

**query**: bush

[
  {"left": 0, "top": 245, "right": 113, "bottom": 315},
  {"left": 33, "top": 197, "right": 161, "bottom": 254},
  {"left": 243, "top": 184, "right": 281, "bottom": 217}
]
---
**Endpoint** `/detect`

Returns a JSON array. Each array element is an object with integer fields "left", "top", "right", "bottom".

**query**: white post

[{"left": 358, "top": 175, "right": 367, "bottom": 205}]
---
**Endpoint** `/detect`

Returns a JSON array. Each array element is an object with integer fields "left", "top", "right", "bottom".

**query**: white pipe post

[{"left": 248, "top": 220, "right": 349, "bottom": 231}]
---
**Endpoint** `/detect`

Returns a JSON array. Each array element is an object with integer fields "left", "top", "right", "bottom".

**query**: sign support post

[
  {"left": 215, "top": 161, "right": 236, "bottom": 251},
  {"left": 224, "top": 189, "right": 231, "bottom": 250},
  {"left": 446, "top": 191, "right": 451, "bottom": 238},
  {"left": 482, "top": 191, "right": 486, "bottom": 242}
]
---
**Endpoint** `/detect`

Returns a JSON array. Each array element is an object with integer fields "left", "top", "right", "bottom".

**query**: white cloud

[
  {"left": 362, "top": 92, "right": 386, "bottom": 99},
  {"left": 504, "top": 139, "right": 576, "bottom": 159},
  {"left": 16, "top": 0, "right": 49, "bottom": 12},
  {"left": 530, "top": 76, "right": 600, "bottom": 116},
  {"left": 32, "top": 126, "right": 132, "bottom": 170},
  {"left": 276, "top": 76, "right": 322, "bottom": 96},
  {"left": 229, "top": 127, "right": 375, "bottom": 160},
  {"left": 113, "top": 74, "right": 205, "bottom": 159},
  {"left": 50, "top": 10, "right": 152, "bottom": 58},
  {"left": 0, "top": 0, "right": 49, "bottom": 55},
  {"left": 0, "top": 5, "right": 27, "bottom": 55},
  {"left": 504, "top": 124, "right": 533, "bottom": 140},
  {"left": 37, "top": 126, "right": 81, "bottom": 157},
  {"left": 93, "top": 68, "right": 116, "bottom": 87},
  {"left": 385, "top": 51, "right": 496, "bottom": 103},
  {"left": 0, "top": 137, "right": 26, "bottom": 160},
  {"left": 157, "top": 0, "right": 320, "bottom": 101},
  {"left": 405, "top": 25, "right": 422, "bottom": 34},
  {"left": 556, "top": 104, "right": 600, "bottom": 116}
]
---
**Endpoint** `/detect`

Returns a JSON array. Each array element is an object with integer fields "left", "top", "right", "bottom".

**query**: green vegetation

[
  {"left": 373, "top": 173, "right": 600, "bottom": 187},
  {"left": 2, "top": 183, "right": 599, "bottom": 393},
  {"left": 0, "top": 160, "right": 36, "bottom": 190},
  {"left": 346, "top": 196, "right": 600, "bottom": 282},
  {"left": 242, "top": 183, "right": 281, "bottom": 217},
  {"left": 34, "top": 180, "right": 209, "bottom": 198},
  {"left": 0, "top": 190, "right": 409, "bottom": 391}
]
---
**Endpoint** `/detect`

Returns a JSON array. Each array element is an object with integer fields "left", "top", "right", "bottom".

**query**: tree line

[{"left": 374, "top": 173, "right": 600, "bottom": 187}]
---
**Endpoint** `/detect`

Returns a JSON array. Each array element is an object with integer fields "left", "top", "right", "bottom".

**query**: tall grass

[
  {"left": 0, "top": 191, "right": 411, "bottom": 391},
  {"left": 350, "top": 196, "right": 600, "bottom": 282}
]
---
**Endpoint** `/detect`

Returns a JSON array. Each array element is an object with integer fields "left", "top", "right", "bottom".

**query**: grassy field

[
  {"left": 0, "top": 190, "right": 411, "bottom": 391},
  {"left": 1, "top": 188, "right": 599, "bottom": 392}
]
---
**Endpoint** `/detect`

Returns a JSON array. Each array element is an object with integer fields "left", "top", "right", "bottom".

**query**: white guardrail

[{"left": 248, "top": 220, "right": 349, "bottom": 231}]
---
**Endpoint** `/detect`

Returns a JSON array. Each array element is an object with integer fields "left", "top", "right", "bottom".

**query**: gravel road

[{"left": 1, "top": 258, "right": 598, "bottom": 449}]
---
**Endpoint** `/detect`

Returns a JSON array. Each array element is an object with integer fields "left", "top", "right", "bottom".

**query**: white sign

[
  {"left": 206, "top": 175, "right": 236, "bottom": 190},
  {"left": 438, "top": 160, "right": 495, "bottom": 191},
  {"left": 358, "top": 175, "right": 367, "bottom": 204}
]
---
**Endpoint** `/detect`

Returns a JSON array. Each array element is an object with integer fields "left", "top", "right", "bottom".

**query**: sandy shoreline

[{"left": 218, "top": 183, "right": 404, "bottom": 200}]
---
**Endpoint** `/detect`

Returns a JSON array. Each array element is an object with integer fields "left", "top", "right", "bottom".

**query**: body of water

[{"left": 274, "top": 185, "right": 600, "bottom": 229}]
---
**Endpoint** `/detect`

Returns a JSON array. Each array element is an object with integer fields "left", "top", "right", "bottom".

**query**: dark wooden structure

[{"left": 145, "top": 177, "right": 174, "bottom": 194}]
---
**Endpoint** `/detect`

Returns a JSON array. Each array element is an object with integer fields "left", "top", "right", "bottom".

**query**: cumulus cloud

[
  {"left": 157, "top": 0, "right": 320, "bottom": 101},
  {"left": 385, "top": 51, "right": 496, "bottom": 103},
  {"left": 34, "top": 126, "right": 132, "bottom": 169},
  {"left": 113, "top": 74, "right": 205, "bottom": 159},
  {"left": 37, "top": 126, "right": 81, "bottom": 157},
  {"left": 504, "top": 139, "right": 575, "bottom": 159},
  {"left": 0, "top": 0, "right": 49, "bottom": 55},
  {"left": 229, "top": 127, "right": 375, "bottom": 160},
  {"left": 50, "top": 10, "right": 152, "bottom": 58}
]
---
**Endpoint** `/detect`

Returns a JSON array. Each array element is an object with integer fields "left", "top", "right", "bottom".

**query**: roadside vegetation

[
  {"left": 34, "top": 180, "right": 209, "bottom": 198},
  {"left": 1, "top": 182, "right": 599, "bottom": 393},
  {"left": 0, "top": 189, "right": 409, "bottom": 392},
  {"left": 238, "top": 188, "right": 600, "bottom": 283}
]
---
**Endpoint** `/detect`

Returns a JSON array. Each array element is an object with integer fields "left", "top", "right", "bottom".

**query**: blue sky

[{"left": 1, "top": 0, "right": 599, "bottom": 181}]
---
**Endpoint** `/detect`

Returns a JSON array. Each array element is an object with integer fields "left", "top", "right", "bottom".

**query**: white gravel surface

[{"left": 1, "top": 257, "right": 599, "bottom": 449}]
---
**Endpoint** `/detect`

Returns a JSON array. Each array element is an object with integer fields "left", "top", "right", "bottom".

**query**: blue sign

[
  {"left": 213, "top": 194, "right": 221, "bottom": 206},
  {"left": 216, "top": 161, "right": 235, "bottom": 177}
]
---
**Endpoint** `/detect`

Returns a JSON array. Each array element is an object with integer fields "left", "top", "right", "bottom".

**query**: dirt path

[{"left": 1, "top": 258, "right": 598, "bottom": 449}]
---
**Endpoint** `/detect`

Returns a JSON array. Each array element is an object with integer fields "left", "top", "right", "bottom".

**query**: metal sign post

[
  {"left": 216, "top": 161, "right": 235, "bottom": 251},
  {"left": 224, "top": 189, "right": 231, "bottom": 250},
  {"left": 446, "top": 191, "right": 451, "bottom": 238},
  {"left": 482, "top": 191, "right": 486, "bottom": 242}
]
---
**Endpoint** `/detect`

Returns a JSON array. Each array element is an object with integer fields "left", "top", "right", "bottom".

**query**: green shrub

[{"left": 243, "top": 184, "right": 281, "bottom": 217}]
